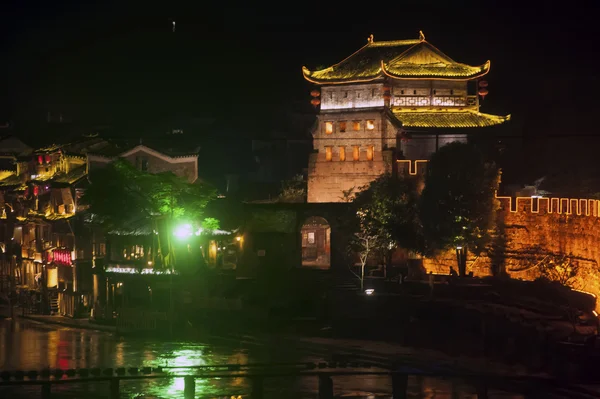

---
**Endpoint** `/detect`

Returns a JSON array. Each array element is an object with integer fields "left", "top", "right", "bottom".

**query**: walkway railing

[{"left": 0, "top": 361, "right": 591, "bottom": 399}]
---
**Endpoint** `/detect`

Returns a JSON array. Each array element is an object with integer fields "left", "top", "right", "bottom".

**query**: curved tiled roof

[
  {"left": 302, "top": 33, "right": 489, "bottom": 84},
  {"left": 392, "top": 109, "right": 510, "bottom": 128}
]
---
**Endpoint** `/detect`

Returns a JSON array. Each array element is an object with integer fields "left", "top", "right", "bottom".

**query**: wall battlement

[{"left": 496, "top": 196, "right": 600, "bottom": 217}]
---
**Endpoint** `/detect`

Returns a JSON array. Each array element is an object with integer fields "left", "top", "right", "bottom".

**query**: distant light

[
  {"left": 531, "top": 195, "right": 542, "bottom": 198},
  {"left": 594, "top": 310, "right": 598, "bottom": 317},
  {"left": 147, "top": 261, "right": 153, "bottom": 266},
  {"left": 235, "top": 236, "right": 242, "bottom": 242},
  {"left": 195, "top": 227, "right": 203, "bottom": 236},
  {"left": 456, "top": 246, "right": 463, "bottom": 250},
  {"left": 365, "top": 289, "right": 374, "bottom": 295}
]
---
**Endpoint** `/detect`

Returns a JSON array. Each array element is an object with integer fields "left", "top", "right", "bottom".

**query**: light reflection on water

[{"left": 0, "top": 319, "right": 524, "bottom": 398}]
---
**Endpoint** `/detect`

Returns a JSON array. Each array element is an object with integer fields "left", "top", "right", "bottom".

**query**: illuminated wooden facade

[{"left": 303, "top": 32, "right": 510, "bottom": 203}]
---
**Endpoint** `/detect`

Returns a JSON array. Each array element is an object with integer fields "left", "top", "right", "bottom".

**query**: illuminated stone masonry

[{"left": 303, "top": 31, "right": 509, "bottom": 203}]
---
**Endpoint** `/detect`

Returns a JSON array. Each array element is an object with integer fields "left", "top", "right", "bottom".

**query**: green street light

[{"left": 173, "top": 223, "right": 193, "bottom": 238}]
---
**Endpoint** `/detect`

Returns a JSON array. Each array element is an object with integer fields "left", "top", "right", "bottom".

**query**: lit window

[
  {"left": 325, "top": 146, "right": 332, "bottom": 161},
  {"left": 353, "top": 146, "right": 360, "bottom": 161},
  {"left": 366, "top": 120, "right": 375, "bottom": 130},
  {"left": 325, "top": 122, "right": 333, "bottom": 134},
  {"left": 339, "top": 147, "right": 346, "bottom": 161},
  {"left": 353, "top": 121, "right": 360, "bottom": 131},
  {"left": 339, "top": 121, "right": 347, "bottom": 132},
  {"left": 367, "top": 145, "right": 374, "bottom": 161}
]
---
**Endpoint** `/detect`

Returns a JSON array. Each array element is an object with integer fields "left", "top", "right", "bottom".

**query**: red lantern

[
  {"left": 383, "top": 92, "right": 392, "bottom": 101},
  {"left": 478, "top": 80, "right": 489, "bottom": 88},
  {"left": 45, "top": 154, "right": 51, "bottom": 163},
  {"left": 37, "top": 155, "right": 43, "bottom": 165},
  {"left": 310, "top": 89, "right": 320, "bottom": 97},
  {"left": 478, "top": 88, "right": 489, "bottom": 98},
  {"left": 311, "top": 98, "right": 321, "bottom": 106},
  {"left": 33, "top": 186, "right": 39, "bottom": 196}
]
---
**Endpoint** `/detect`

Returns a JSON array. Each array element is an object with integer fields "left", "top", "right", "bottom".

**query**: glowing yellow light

[
  {"left": 325, "top": 122, "right": 333, "bottom": 134},
  {"left": 339, "top": 146, "right": 346, "bottom": 162},
  {"left": 366, "top": 145, "right": 374, "bottom": 161},
  {"left": 397, "top": 159, "right": 429, "bottom": 175},
  {"left": 325, "top": 146, "right": 332, "bottom": 162},
  {"left": 147, "top": 261, "right": 153, "bottom": 266},
  {"left": 353, "top": 146, "right": 360, "bottom": 161},
  {"left": 235, "top": 236, "right": 241, "bottom": 242},
  {"left": 366, "top": 120, "right": 375, "bottom": 130}
]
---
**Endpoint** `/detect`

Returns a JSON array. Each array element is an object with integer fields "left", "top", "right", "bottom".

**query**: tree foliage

[
  {"left": 82, "top": 159, "right": 217, "bottom": 232},
  {"left": 537, "top": 254, "right": 580, "bottom": 288},
  {"left": 278, "top": 174, "right": 306, "bottom": 203},
  {"left": 346, "top": 174, "right": 421, "bottom": 280},
  {"left": 419, "top": 142, "right": 500, "bottom": 256}
]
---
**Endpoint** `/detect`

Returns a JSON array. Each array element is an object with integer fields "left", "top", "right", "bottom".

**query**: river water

[{"left": 0, "top": 318, "right": 525, "bottom": 398}]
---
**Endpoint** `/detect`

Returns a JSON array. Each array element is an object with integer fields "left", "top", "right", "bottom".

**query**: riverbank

[{"left": 0, "top": 305, "right": 117, "bottom": 333}]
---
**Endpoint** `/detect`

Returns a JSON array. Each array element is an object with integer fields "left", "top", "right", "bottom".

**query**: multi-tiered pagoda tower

[{"left": 303, "top": 32, "right": 510, "bottom": 203}]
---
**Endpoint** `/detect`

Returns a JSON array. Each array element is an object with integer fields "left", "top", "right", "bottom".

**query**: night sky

[{"left": 1, "top": 1, "right": 599, "bottom": 147}]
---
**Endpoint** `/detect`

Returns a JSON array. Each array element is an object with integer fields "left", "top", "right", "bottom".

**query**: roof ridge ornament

[
  {"left": 419, "top": 31, "right": 426, "bottom": 42},
  {"left": 368, "top": 34, "right": 374, "bottom": 43}
]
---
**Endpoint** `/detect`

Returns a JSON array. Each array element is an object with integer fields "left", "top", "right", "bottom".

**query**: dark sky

[{"left": 1, "top": 0, "right": 599, "bottom": 139}]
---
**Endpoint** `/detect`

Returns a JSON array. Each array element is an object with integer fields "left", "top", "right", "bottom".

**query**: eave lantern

[
  {"left": 310, "top": 89, "right": 320, "bottom": 97},
  {"left": 311, "top": 98, "right": 321, "bottom": 107},
  {"left": 478, "top": 80, "right": 489, "bottom": 99}
]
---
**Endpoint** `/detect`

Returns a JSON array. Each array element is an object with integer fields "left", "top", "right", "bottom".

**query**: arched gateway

[{"left": 300, "top": 216, "right": 331, "bottom": 269}]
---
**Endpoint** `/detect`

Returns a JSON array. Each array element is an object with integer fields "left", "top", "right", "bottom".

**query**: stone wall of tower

[
  {"left": 307, "top": 150, "right": 394, "bottom": 203},
  {"left": 307, "top": 108, "right": 398, "bottom": 203}
]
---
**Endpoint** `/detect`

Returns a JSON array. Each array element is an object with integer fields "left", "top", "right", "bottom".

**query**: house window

[
  {"left": 433, "top": 89, "right": 437, "bottom": 95},
  {"left": 325, "top": 146, "right": 332, "bottom": 161},
  {"left": 450, "top": 89, "right": 454, "bottom": 95},
  {"left": 366, "top": 120, "right": 375, "bottom": 130},
  {"left": 339, "top": 121, "right": 347, "bottom": 132},
  {"left": 367, "top": 145, "right": 374, "bottom": 161},
  {"left": 353, "top": 121, "right": 361, "bottom": 131},
  {"left": 401, "top": 90, "right": 405, "bottom": 94},
  {"left": 339, "top": 147, "right": 346, "bottom": 161},
  {"left": 343, "top": 92, "right": 348, "bottom": 98},
  {"left": 371, "top": 88, "right": 375, "bottom": 97},
  {"left": 353, "top": 146, "right": 360, "bottom": 161},
  {"left": 356, "top": 92, "right": 361, "bottom": 98},
  {"left": 325, "top": 122, "right": 333, "bottom": 134},
  {"left": 413, "top": 90, "right": 417, "bottom": 95},
  {"left": 136, "top": 156, "right": 149, "bottom": 171}
]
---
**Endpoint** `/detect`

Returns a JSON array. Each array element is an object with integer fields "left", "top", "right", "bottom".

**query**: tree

[
  {"left": 419, "top": 142, "right": 500, "bottom": 276},
  {"left": 278, "top": 174, "right": 306, "bottom": 203},
  {"left": 82, "top": 159, "right": 217, "bottom": 268},
  {"left": 537, "top": 254, "right": 580, "bottom": 288},
  {"left": 346, "top": 174, "right": 421, "bottom": 282}
]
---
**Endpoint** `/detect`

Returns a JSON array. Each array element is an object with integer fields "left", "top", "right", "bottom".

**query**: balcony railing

[{"left": 392, "top": 95, "right": 478, "bottom": 108}]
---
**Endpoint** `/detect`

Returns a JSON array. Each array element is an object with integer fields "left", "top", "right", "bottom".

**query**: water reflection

[{"left": 0, "top": 319, "right": 525, "bottom": 398}]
